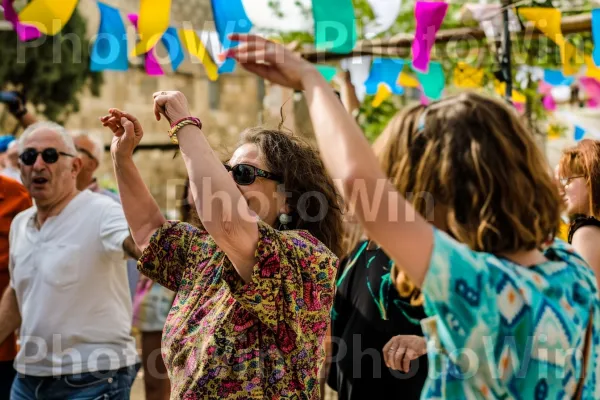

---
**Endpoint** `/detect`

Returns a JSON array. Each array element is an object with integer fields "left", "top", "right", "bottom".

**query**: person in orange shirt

[{"left": 0, "top": 175, "right": 32, "bottom": 397}]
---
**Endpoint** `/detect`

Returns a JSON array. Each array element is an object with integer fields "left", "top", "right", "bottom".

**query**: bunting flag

[
  {"left": 518, "top": 8, "right": 577, "bottom": 75},
  {"left": 340, "top": 56, "right": 371, "bottom": 102},
  {"left": 180, "top": 29, "right": 219, "bottom": 81},
  {"left": 2, "top": 0, "right": 41, "bottom": 41},
  {"left": 18, "top": 0, "right": 78, "bottom": 36},
  {"left": 494, "top": 81, "right": 526, "bottom": 103},
  {"left": 414, "top": 61, "right": 445, "bottom": 100},
  {"left": 211, "top": 0, "right": 253, "bottom": 73},
  {"left": 128, "top": 14, "right": 164, "bottom": 76},
  {"left": 585, "top": 55, "right": 600, "bottom": 81},
  {"left": 543, "top": 69, "right": 575, "bottom": 87},
  {"left": 538, "top": 81, "right": 553, "bottom": 96},
  {"left": 364, "top": 58, "right": 405, "bottom": 95},
  {"left": 575, "top": 125, "right": 586, "bottom": 141},
  {"left": 131, "top": 0, "right": 172, "bottom": 57},
  {"left": 242, "top": 0, "right": 313, "bottom": 32},
  {"left": 316, "top": 65, "right": 337, "bottom": 82},
  {"left": 312, "top": 0, "right": 357, "bottom": 54},
  {"left": 363, "top": 0, "right": 403, "bottom": 39},
  {"left": 452, "top": 62, "right": 484, "bottom": 89},
  {"left": 580, "top": 77, "right": 600, "bottom": 105},
  {"left": 372, "top": 84, "right": 393, "bottom": 107},
  {"left": 398, "top": 70, "right": 420, "bottom": 88},
  {"left": 542, "top": 95, "right": 557, "bottom": 111},
  {"left": 412, "top": 1, "right": 449, "bottom": 73},
  {"left": 593, "top": 9, "right": 600, "bottom": 67},
  {"left": 461, "top": 4, "right": 520, "bottom": 43},
  {"left": 91, "top": 2, "right": 128, "bottom": 72},
  {"left": 162, "top": 27, "right": 185, "bottom": 72}
]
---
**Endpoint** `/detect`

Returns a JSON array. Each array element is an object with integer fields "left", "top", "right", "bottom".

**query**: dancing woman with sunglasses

[
  {"left": 224, "top": 35, "right": 600, "bottom": 398},
  {"left": 100, "top": 94, "right": 343, "bottom": 399}
]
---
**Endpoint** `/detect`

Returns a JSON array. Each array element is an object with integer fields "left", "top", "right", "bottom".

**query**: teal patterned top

[{"left": 420, "top": 229, "right": 600, "bottom": 399}]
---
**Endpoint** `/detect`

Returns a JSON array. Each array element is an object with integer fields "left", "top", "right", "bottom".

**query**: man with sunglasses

[{"left": 0, "top": 122, "right": 141, "bottom": 399}]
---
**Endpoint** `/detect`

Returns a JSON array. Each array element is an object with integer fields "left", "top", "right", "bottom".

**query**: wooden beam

[{"left": 302, "top": 13, "right": 591, "bottom": 62}]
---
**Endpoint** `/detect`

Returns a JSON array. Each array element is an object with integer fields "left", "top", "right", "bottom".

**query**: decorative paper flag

[
  {"left": 538, "top": 81, "right": 553, "bottom": 96},
  {"left": 242, "top": 0, "right": 313, "bottom": 32},
  {"left": 340, "top": 56, "right": 371, "bottom": 102},
  {"left": 211, "top": 0, "right": 253, "bottom": 73},
  {"left": 518, "top": 8, "right": 577, "bottom": 75},
  {"left": 372, "top": 84, "right": 393, "bottom": 107},
  {"left": 585, "top": 55, "right": 600, "bottom": 81},
  {"left": 589, "top": 98, "right": 599, "bottom": 108},
  {"left": 514, "top": 102, "right": 525, "bottom": 114},
  {"left": 91, "top": 2, "right": 128, "bottom": 72},
  {"left": 128, "top": 14, "right": 164, "bottom": 76},
  {"left": 131, "top": 0, "right": 171, "bottom": 57},
  {"left": 420, "top": 93, "right": 430, "bottom": 106},
  {"left": 574, "top": 126, "right": 586, "bottom": 141},
  {"left": 312, "top": 0, "right": 357, "bottom": 54},
  {"left": 542, "top": 95, "right": 556, "bottom": 111},
  {"left": 180, "top": 29, "right": 219, "bottom": 81},
  {"left": 2, "top": 0, "right": 41, "bottom": 41},
  {"left": 543, "top": 69, "right": 575, "bottom": 86},
  {"left": 161, "top": 27, "right": 185, "bottom": 72},
  {"left": 494, "top": 81, "right": 526, "bottom": 103},
  {"left": 453, "top": 62, "right": 484, "bottom": 89},
  {"left": 316, "top": 65, "right": 337, "bottom": 82},
  {"left": 18, "top": 0, "right": 78, "bottom": 36},
  {"left": 550, "top": 85, "right": 571, "bottom": 103},
  {"left": 580, "top": 77, "right": 600, "bottom": 105},
  {"left": 593, "top": 9, "right": 600, "bottom": 67},
  {"left": 461, "top": 4, "right": 520, "bottom": 43},
  {"left": 364, "top": 58, "right": 405, "bottom": 95},
  {"left": 412, "top": 1, "right": 449, "bottom": 73},
  {"left": 414, "top": 61, "right": 445, "bottom": 100},
  {"left": 398, "top": 71, "right": 420, "bottom": 88},
  {"left": 363, "top": 0, "right": 403, "bottom": 39}
]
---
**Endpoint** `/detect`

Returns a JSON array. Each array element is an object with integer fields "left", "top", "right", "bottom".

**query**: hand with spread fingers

[
  {"left": 100, "top": 109, "right": 144, "bottom": 163},
  {"left": 152, "top": 91, "right": 192, "bottom": 126},
  {"left": 222, "top": 34, "right": 320, "bottom": 91},
  {"left": 382, "top": 335, "right": 427, "bottom": 373}
]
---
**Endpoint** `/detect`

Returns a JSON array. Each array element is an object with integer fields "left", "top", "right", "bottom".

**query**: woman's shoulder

[{"left": 569, "top": 215, "right": 600, "bottom": 243}]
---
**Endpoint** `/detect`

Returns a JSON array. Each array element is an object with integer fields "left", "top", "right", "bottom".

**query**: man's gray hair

[
  {"left": 71, "top": 130, "right": 105, "bottom": 166},
  {"left": 19, "top": 121, "right": 77, "bottom": 155}
]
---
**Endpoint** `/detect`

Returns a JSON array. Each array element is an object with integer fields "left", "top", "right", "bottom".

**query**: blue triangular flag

[
  {"left": 91, "top": 2, "right": 128, "bottom": 72},
  {"left": 161, "top": 27, "right": 184, "bottom": 72},
  {"left": 364, "top": 58, "right": 405, "bottom": 95},
  {"left": 211, "top": 0, "right": 252, "bottom": 74},
  {"left": 593, "top": 9, "right": 600, "bottom": 67},
  {"left": 575, "top": 125, "right": 586, "bottom": 141},
  {"left": 544, "top": 69, "right": 575, "bottom": 87}
]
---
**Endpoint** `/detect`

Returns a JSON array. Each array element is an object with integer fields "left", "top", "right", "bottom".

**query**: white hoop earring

[{"left": 278, "top": 213, "right": 292, "bottom": 230}]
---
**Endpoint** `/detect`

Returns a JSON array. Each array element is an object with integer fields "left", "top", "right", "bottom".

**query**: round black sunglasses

[
  {"left": 224, "top": 163, "right": 282, "bottom": 186},
  {"left": 19, "top": 148, "right": 75, "bottom": 166}
]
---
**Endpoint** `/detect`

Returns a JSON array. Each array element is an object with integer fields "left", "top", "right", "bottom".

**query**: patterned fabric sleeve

[
  {"left": 138, "top": 221, "right": 198, "bottom": 292},
  {"left": 223, "top": 221, "right": 339, "bottom": 350},
  {"left": 421, "top": 229, "right": 499, "bottom": 355}
]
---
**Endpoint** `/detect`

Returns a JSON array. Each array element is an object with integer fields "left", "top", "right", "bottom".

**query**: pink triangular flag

[
  {"left": 543, "top": 94, "right": 556, "bottom": 111},
  {"left": 2, "top": 0, "right": 41, "bottom": 41},
  {"left": 581, "top": 77, "right": 600, "bottom": 104},
  {"left": 420, "top": 92, "right": 430, "bottom": 106},
  {"left": 128, "top": 13, "right": 164, "bottom": 76},
  {"left": 412, "top": 1, "right": 449, "bottom": 72},
  {"left": 589, "top": 98, "right": 599, "bottom": 108},
  {"left": 514, "top": 102, "right": 525, "bottom": 113},
  {"left": 538, "top": 81, "right": 553, "bottom": 96}
]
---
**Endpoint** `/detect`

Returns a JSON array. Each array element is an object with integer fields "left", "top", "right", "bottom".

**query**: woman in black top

[
  {"left": 327, "top": 106, "right": 429, "bottom": 400},
  {"left": 558, "top": 139, "right": 600, "bottom": 289}
]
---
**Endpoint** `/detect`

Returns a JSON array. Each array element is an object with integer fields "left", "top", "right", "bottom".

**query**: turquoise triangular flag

[
  {"left": 312, "top": 0, "right": 357, "bottom": 54},
  {"left": 316, "top": 65, "right": 338, "bottom": 82},
  {"left": 414, "top": 61, "right": 445, "bottom": 100}
]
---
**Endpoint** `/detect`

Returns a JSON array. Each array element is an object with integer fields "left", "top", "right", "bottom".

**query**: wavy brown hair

[
  {"left": 239, "top": 128, "right": 344, "bottom": 257},
  {"left": 394, "top": 92, "right": 560, "bottom": 253},
  {"left": 558, "top": 139, "right": 600, "bottom": 218}
]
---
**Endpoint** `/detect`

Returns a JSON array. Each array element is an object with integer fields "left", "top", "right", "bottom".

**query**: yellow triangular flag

[
  {"left": 453, "top": 62, "right": 484, "bottom": 88},
  {"left": 548, "top": 125, "right": 561, "bottom": 139},
  {"left": 518, "top": 8, "right": 576, "bottom": 75},
  {"left": 132, "top": 0, "right": 172, "bottom": 57},
  {"left": 179, "top": 29, "right": 219, "bottom": 81},
  {"left": 494, "top": 81, "right": 526, "bottom": 103},
  {"left": 372, "top": 84, "right": 392, "bottom": 107},
  {"left": 18, "top": 0, "right": 78, "bottom": 36},
  {"left": 398, "top": 71, "right": 420, "bottom": 88},
  {"left": 585, "top": 55, "right": 600, "bottom": 81}
]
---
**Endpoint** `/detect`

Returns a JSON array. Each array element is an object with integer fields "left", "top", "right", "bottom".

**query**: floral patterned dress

[{"left": 138, "top": 220, "right": 338, "bottom": 399}]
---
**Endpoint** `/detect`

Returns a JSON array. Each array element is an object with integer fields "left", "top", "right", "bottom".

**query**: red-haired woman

[{"left": 558, "top": 139, "right": 600, "bottom": 288}]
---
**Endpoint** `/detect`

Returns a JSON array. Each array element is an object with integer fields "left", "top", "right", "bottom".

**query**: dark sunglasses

[
  {"left": 224, "top": 163, "right": 282, "bottom": 186},
  {"left": 19, "top": 148, "right": 75, "bottom": 166},
  {"left": 76, "top": 147, "right": 98, "bottom": 163}
]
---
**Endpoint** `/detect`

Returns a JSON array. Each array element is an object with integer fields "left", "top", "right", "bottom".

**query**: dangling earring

[{"left": 278, "top": 213, "right": 292, "bottom": 230}]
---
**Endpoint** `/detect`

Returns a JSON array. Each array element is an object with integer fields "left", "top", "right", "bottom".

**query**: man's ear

[{"left": 71, "top": 156, "right": 83, "bottom": 177}]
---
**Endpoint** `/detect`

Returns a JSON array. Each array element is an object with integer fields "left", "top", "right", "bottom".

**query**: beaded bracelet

[{"left": 168, "top": 117, "right": 202, "bottom": 144}]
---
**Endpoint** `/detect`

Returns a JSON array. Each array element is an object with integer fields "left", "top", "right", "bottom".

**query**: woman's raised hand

[
  {"left": 152, "top": 91, "right": 192, "bottom": 125},
  {"left": 100, "top": 109, "right": 144, "bottom": 163},
  {"left": 222, "top": 34, "right": 319, "bottom": 91}
]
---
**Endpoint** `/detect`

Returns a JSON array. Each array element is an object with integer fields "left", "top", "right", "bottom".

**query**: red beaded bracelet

[{"left": 170, "top": 117, "right": 202, "bottom": 130}]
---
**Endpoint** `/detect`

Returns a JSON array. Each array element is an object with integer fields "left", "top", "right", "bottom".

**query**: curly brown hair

[
  {"left": 392, "top": 92, "right": 561, "bottom": 253},
  {"left": 239, "top": 128, "right": 344, "bottom": 257},
  {"left": 558, "top": 139, "right": 600, "bottom": 219}
]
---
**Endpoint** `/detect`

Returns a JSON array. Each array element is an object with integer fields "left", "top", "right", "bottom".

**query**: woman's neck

[
  {"left": 36, "top": 189, "right": 80, "bottom": 228},
  {"left": 498, "top": 249, "right": 548, "bottom": 268}
]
